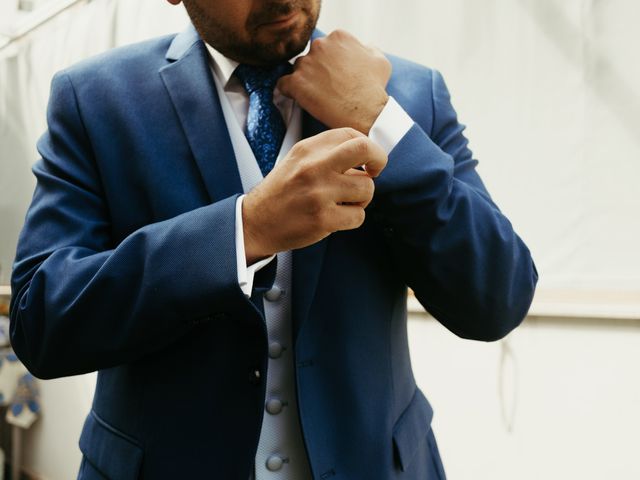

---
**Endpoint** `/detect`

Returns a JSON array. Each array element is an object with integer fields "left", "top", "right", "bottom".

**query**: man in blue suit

[{"left": 10, "top": 0, "right": 537, "bottom": 478}]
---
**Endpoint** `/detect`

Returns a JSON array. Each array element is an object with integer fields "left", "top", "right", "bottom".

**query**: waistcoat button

[
  {"left": 266, "top": 455, "right": 284, "bottom": 471},
  {"left": 268, "top": 342, "right": 284, "bottom": 359},
  {"left": 266, "top": 398, "right": 284, "bottom": 415},
  {"left": 264, "top": 286, "right": 283, "bottom": 302}
]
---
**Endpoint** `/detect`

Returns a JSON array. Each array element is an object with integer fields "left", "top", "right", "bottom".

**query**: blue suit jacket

[{"left": 10, "top": 26, "right": 537, "bottom": 480}]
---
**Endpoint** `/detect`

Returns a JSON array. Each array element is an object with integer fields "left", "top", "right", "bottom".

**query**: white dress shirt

[{"left": 204, "top": 41, "right": 413, "bottom": 480}]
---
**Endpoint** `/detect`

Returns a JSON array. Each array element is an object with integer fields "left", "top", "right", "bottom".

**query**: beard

[{"left": 183, "top": 0, "right": 321, "bottom": 66}]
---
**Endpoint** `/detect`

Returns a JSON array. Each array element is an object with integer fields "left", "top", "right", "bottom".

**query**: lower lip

[{"left": 261, "top": 12, "right": 299, "bottom": 29}]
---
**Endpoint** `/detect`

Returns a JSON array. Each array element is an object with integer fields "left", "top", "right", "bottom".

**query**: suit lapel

[
  {"left": 159, "top": 26, "right": 242, "bottom": 203},
  {"left": 292, "top": 111, "right": 329, "bottom": 342}
]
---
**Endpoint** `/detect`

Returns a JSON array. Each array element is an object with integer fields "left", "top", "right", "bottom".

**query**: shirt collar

[{"left": 204, "top": 41, "right": 311, "bottom": 89}]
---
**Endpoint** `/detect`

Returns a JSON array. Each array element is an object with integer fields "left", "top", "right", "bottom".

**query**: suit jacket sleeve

[
  {"left": 374, "top": 69, "right": 538, "bottom": 341},
  {"left": 10, "top": 72, "right": 257, "bottom": 379}
]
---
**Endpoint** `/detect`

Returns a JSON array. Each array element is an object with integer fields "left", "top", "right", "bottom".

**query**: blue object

[
  {"left": 28, "top": 400, "right": 40, "bottom": 414},
  {"left": 234, "top": 62, "right": 291, "bottom": 176},
  {"left": 10, "top": 25, "right": 537, "bottom": 480},
  {"left": 11, "top": 403, "right": 22, "bottom": 417}
]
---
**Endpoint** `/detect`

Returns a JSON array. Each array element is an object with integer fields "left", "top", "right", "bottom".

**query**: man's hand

[
  {"left": 277, "top": 30, "right": 392, "bottom": 135},
  {"left": 242, "top": 128, "right": 387, "bottom": 264}
]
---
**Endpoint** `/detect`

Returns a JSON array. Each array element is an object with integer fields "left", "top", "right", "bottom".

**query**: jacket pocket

[
  {"left": 392, "top": 387, "right": 434, "bottom": 472},
  {"left": 79, "top": 410, "right": 143, "bottom": 480}
]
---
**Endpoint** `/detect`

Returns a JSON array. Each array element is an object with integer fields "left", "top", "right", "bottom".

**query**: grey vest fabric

[{"left": 210, "top": 70, "right": 313, "bottom": 480}]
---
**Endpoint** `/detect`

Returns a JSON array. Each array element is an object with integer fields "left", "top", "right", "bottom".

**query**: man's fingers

[
  {"left": 276, "top": 73, "right": 294, "bottom": 99},
  {"left": 277, "top": 56, "right": 307, "bottom": 98},
  {"left": 289, "top": 128, "right": 365, "bottom": 158},
  {"left": 332, "top": 173, "right": 375, "bottom": 207},
  {"left": 344, "top": 167, "right": 369, "bottom": 177},
  {"left": 327, "top": 136, "right": 388, "bottom": 177},
  {"left": 329, "top": 204, "right": 366, "bottom": 232}
]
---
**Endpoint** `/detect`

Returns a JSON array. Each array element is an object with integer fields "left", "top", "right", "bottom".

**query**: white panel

[{"left": 409, "top": 315, "right": 640, "bottom": 480}]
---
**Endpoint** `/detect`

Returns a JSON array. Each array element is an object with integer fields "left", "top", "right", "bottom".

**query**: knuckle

[
  {"left": 365, "top": 177, "right": 375, "bottom": 199},
  {"left": 358, "top": 178, "right": 374, "bottom": 202},
  {"left": 381, "top": 57, "right": 392, "bottom": 74},
  {"left": 368, "top": 45, "right": 382, "bottom": 58},
  {"left": 291, "top": 139, "right": 310, "bottom": 157},
  {"left": 353, "top": 208, "right": 366, "bottom": 228},
  {"left": 334, "top": 211, "right": 348, "bottom": 231},
  {"left": 296, "top": 162, "right": 316, "bottom": 184},
  {"left": 340, "top": 127, "right": 363, "bottom": 142},
  {"left": 293, "top": 56, "right": 307, "bottom": 69},
  {"left": 310, "top": 38, "right": 325, "bottom": 52},
  {"left": 353, "top": 177, "right": 367, "bottom": 194},
  {"left": 350, "top": 137, "right": 371, "bottom": 157},
  {"left": 277, "top": 77, "right": 290, "bottom": 93},
  {"left": 337, "top": 207, "right": 365, "bottom": 231},
  {"left": 331, "top": 29, "right": 350, "bottom": 40},
  {"left": 288, "top": 72, "right": 303, "bottom": 88}
]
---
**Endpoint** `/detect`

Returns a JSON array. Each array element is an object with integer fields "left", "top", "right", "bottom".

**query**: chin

[{"left": 251, "top": 31, "right": 310, "bottom": 64}]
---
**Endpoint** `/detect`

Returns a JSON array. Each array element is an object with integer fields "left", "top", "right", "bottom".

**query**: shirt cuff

[
  {"left": 368, "top": 96, "right": 414, "bottom": 155},
  {"left": 235, "top": 195, "right": 276, "bottom": 297}
]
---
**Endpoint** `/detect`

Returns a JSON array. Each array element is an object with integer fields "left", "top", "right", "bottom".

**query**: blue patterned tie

[{"left": 235, "top": 63, "right": 292, "bottom": 176}]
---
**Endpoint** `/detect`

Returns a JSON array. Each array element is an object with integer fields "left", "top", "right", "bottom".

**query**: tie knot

[{"left": 234, "top": 62, "right": 292, "bottom": 94}]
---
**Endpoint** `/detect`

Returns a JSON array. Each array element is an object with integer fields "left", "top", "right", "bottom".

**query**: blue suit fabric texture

[{"left": 10, "top": 26, "right": 537, "bottom": 480}]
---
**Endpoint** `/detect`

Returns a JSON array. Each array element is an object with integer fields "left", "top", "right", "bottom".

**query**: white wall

[
  {"left": 409, "top": 314, "right": 640, "bottom": 480},
  {"left": 23, "top": 374, "right": 95, "bottom": 480}
]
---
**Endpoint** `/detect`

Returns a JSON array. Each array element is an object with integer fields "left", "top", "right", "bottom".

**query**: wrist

[
  {"left": 242, "top": 194, "right": 273, "bottom": 265},
  {"left": 359, "top": 89, "right": 389, "bottom": 134}
]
